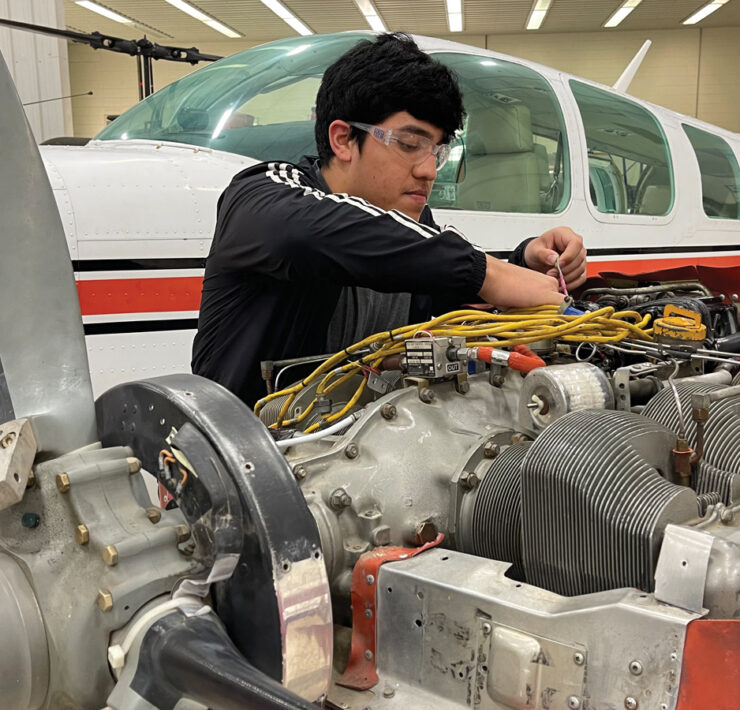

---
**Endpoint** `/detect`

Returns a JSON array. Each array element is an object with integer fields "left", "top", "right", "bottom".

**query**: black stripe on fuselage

[{"left": 84, "top": 319, "right": 198, "bottom": 335}]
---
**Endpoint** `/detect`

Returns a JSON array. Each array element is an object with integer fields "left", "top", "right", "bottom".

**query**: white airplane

[{"left": 38, "top": 31, "right": 740, "bottom": 395}]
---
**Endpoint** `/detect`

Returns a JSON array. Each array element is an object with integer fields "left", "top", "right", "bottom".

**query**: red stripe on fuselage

[
  {"left": 76, "top": 277, "right": 202, "bottom": 315},
  {"left": 75, "top": 254, "right": 740, "bottom": 317},
  {"left": 587, "top": 253, "right": 740, "bottom": 276}
]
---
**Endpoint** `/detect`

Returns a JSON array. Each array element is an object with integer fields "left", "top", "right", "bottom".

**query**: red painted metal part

[
  {"left": 675, "top": 619, "right": 740, "bottom": 710},
  {"left": 337, "top": 534, "right": 444, "bottom": 691}
]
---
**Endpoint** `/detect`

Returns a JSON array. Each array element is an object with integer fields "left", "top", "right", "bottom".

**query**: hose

[{"left": 276, "top": 413, "right": 359, "bottom": 450}]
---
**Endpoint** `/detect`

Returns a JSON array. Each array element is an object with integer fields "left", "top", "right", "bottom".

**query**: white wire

[{"left": 276, "top": 413, "right": 359, "bottom": 450}]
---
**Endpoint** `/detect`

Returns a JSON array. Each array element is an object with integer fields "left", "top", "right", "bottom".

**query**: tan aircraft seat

[
  {"left": 634, "top": 167, "right": 672, "bottom": 216},
  {"left": 534, "top": 143, "right": 551, "bottom": 193},
  {"left": 458, "top": 101, "right": 540, "bottom": 213}
]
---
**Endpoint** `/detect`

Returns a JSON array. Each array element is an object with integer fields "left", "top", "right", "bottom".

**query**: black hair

[{"left": 315, "top": 33, "right": 465, "bottom": 164}]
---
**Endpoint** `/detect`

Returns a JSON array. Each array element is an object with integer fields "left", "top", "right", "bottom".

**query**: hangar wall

[
  {"left": 68, "top": 26, "right": 740, "bottom": 139},
  {"left": 0, "top": 0, "right": 72, "bottom": 141}
]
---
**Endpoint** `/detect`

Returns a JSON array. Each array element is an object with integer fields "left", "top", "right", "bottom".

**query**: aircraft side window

[
  {"left": 682, "top": 124, "right": 740, "bottom": 220},
  {"left": 570, "top": 80, "right": 674, "bottom": 217},
  {"left": 429, "top": 53, "right": 570, "bottom": 214}
]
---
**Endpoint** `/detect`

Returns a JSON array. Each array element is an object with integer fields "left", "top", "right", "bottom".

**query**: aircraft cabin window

[
  {"left": 428, "top": 54, "right": 570, "bottom": 214},
  {"left": 570, "top": 80, "right": 674, "bottom": 217},
  {"left": 682, "top": 124, "right": 740, "bottom": 220},
  {"left": 95, "top": 34, "right": 366, "bottom": 162}
]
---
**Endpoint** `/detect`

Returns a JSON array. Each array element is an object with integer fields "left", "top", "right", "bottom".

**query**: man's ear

[{"left": 327, "top": 120, "right": 354, "bottom": 163}]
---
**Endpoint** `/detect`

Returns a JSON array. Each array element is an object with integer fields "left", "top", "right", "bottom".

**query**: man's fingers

[
  {"left": 561, "top": 248, "right": 587, "bottom": 278},
  {"left": 565, "top": 267, "right": 588, "bottom": 289}
]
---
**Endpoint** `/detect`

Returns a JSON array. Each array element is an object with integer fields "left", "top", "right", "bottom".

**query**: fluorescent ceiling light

[
  {"left": 446, "top": 0, "right": 463, "bottom": 32},
  {"left": 260, "top": 0, "right": 314, "bottom": 35},
  {"left": 526, "top": 0, "right": 552, "bottom": 30},
  {"left": 354, "top": 0, "right": 388, "bottom": 32},
  {"left": 164, "top": 0, "right": 241, "bottom": 37},
  {"left": 604, "top": 0, "right": 643, "bottom": 28},
  {"left": 75, "top": 1, "right": 132, "bottom": 24},
  {"left": 683, "top": 0, "right": 730, "bottom": 25}
]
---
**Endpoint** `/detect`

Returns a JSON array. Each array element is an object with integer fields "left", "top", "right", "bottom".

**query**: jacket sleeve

[{"left": 209, "top": 164, "right": 487, "bottom": 297}]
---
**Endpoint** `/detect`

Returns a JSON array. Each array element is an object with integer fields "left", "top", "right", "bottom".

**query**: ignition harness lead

[{"left": 254, "top": 305, "right": 653, "bottom": 432}]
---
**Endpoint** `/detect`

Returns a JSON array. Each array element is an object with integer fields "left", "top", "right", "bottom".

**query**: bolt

[
  {"left": 419, "top": 388, "right": 435, "bottom": 404},
  {"left": 21, "top": 513, "right": 40, "bottom": 528},
  {"left": 380, "top": 403, "right": 397, "bottom": 420},
  {"left": 366, "top": 574, "right": 375, "bottom": 585},
  {"left": 481, "top": 622, "right": 492, "bottom": 636},
  {"left": 102, "top": 545, "right": 119, "bottom": 566},
  {"left": 175, "top": 525, "right": 191, "bottom": 543},
  {"left": 25, "top": 471, "right": 36, "bottom": 489},
  {"left": 568, "top": 697, "right": 581, "bottom": 710},
  {"left": 383, "top": 687, "right": 395, "bottom": 699},
  {"left": 629, "top": 660, "right": 643, "bottom": 676},
  {"left": 720, "top": 507, "right": 734, "bottom": 524},
  {"left": 625, "top": 698, "right": 638, "bottom": 710},
  {"left": 97, "top": 589, "right": 114, "bottom": 612},
  {"left": 457, "top": 381, "right": 470, "bottom": 394},
  {"left": 1, "top": 431, "right": 16, "bottom": 448},
  {"left": 460, "top": 471, "right": 479, "bottom": 491},
  {"left": 146, "top": 508, "right": 162, "bottom": 524},
  {"left": 511, "top": 433, "right": 530, "bottom": 445},
  {"left": 293, "top": 465, "right": 307, "bottom": 481},
  {"left": 126, "top": 457, "right": 142, "bottom": 474},
  {"left": 329, "top": 488, "right": 352, "bottom": 511},
  {"left": 483, "top": 441, "right": 500, "bottom": 459},
  {"left": 364, "top": 649, "right": 374, "bottom": 661},
  {"left": 573, "top": 652, "right": 585, "bottom": 666},
  {"left": 56, "top": 472, "right": 70, "bottom": 493},
  {"left": 345, "top": 443, "right": 359, "bottom": 459},
  {"left": 370, "top": 525, "right": 391, "bottom": 546},
  {"left": 364, "top": 608, "right": 373, "bottom": 618},
  {"left": 415, "top": 521, "right": 438, "bottom": 544},
  {"left": 491, "top": 374, "right": 505, "bottom": 387},
  {"left": 75, "top": 524, "right": 90, "bottom": 545}
]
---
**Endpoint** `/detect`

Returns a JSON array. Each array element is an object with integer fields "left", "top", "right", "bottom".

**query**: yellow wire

[{"left": 257, "top": 306, "right": 653, "bottom": 430}]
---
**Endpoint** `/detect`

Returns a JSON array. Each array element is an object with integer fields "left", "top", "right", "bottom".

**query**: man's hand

[
  {"left": 523, "top": 227, "right": 587, "bottom": 290},
  {"left": 478, "top": 255, "right": 564, "bottom": 309}
]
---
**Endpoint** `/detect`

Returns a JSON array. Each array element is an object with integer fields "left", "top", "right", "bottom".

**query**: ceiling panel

[{"left": 59, "top": 0, "right": 740, "bottom": 44}]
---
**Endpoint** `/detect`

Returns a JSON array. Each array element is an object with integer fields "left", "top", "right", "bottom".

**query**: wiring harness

[{"left": 254, "top": 305, "right": 653, "bottom": 433}]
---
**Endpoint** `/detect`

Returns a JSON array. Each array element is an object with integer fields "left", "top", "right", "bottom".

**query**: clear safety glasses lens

[{"left": 349, "top": 122, "right": 450, "bottom": 170}]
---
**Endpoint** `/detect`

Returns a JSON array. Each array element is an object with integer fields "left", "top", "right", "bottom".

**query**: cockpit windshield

[{"left": 95, "top": 34, "right": 367, "bottom": 161}]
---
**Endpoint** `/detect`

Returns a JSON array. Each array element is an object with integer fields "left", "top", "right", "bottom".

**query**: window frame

[{"left": 568, "top": 79, "right": 677, "bottom": 225}]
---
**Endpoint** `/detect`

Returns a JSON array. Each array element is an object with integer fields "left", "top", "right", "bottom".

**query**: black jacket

[{"left": 192, "top": 157, "right": 530, "bottom": 406}]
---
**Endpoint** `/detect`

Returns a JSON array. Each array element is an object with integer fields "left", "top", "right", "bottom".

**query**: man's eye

[{"left": 396, "top": 138, "right": 422, "bottom": 153}]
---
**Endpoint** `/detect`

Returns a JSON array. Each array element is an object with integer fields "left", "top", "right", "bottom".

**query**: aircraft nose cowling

[
  {"left": 39, "top": 140, "right": 255, "bottom": 248},
  {"left": 0, "top": 51, "right": 96, "bottom": 457}
]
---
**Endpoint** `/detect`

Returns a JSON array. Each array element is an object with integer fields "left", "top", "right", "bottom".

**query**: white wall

[{"left": 0, "top": 0, "right": 72, "bottom": 142}]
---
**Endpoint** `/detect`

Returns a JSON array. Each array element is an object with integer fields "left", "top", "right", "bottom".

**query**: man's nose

[{"left": 413, "top": 153, "right": 437, "bottom": 180}]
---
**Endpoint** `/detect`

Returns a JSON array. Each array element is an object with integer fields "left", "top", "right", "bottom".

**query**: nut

[
  {"left": 0, "top": 431, "right": 17, "bottom": 448},
  {"left": 329, "top": 488, "right": 352, "bottom": 511},
  {"left": 344, "top": 443, "right": 359, "bottom": 459},
  {"left": 175, "top": 525, "right": 191, "bottom": 543},
  {"left": 460, "top": 471, "right": 479, "bottom": 491},
  {"left": 25, "top": 471, "right": 36, "bottom": 489},
  {"left": 293, "top": 465, "right": 307, "bottom": 481},
  {"left": 490, "top": 374, "right": 505, "bottom": 387},
  {"left": 457, "top": 380, "right": 470, "bottom": 394},
  {"left": 483, "top": 441, "right": 500, "bottom": 458},
  {"left": 56, "top": 472, "right": 70, "bottom": 493},
  {"left": 97, "top": 589, "right": 114, "bottom": 612},
  {"left": 415, "top": 521, "right": 438, "bottom": 544},
  {"left": 380, "top": 403, "right": 397, "bottom": 420},
  {"left": 146, "top": 507, "right": 162, "bottom": 524},
  {"left": 720, "top": 507, "right": 734, "bottom": 524},
  {"left": 382, "top": 687, "right": 395, "bottom": 698},
  {"left": 370, "top": 525, "right": 391, "bottom": 546},
  {"left": 75, "top": 524, "right": 90, "bottom": 545},
  {"left": 419, "top": 387, "right": 435, "bottom": 404},
  {"left": 126, "top": 457, "right": 142, "bottom": 473},
  {"left": 102, "top": 545, "right": 119, "bottom": 566}
]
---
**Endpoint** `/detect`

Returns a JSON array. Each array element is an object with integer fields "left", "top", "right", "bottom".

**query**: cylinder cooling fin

[
  {"left": 458, "top": 442, "right": 531, "bottom": 579},
  {"left": 642, "top": 382, "right": 740, "bottom": 504}
]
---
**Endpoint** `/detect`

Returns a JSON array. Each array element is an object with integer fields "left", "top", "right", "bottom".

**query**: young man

[{"left": 192, "top": 34, "right": 586, "bottom": 407}]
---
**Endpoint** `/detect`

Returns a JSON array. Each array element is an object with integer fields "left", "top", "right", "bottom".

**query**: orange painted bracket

[
  {"left": 336, "top": 534, "right": 444, "bottom": 691},
  {"left": 676, "top": 619, "right": 740, "bottom": 710}
]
